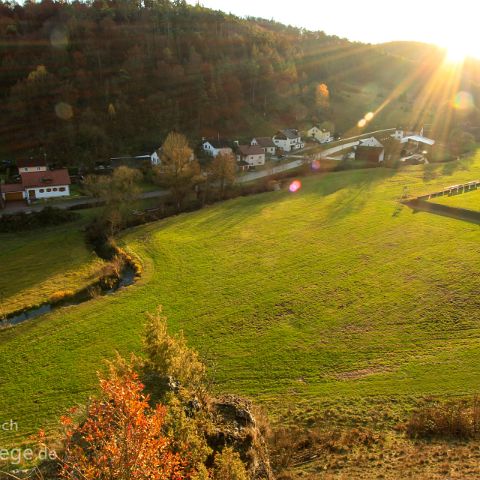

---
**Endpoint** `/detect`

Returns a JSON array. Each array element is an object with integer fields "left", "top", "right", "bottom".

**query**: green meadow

[
  {"left": 1, "top": 155, "right": 479, "bottom": 448},
  {"left": 429, "top": 189, "right": 480, "bottom": 211},
  {"left": 0, "top": 212, "right": 106, "bottom": 318}
]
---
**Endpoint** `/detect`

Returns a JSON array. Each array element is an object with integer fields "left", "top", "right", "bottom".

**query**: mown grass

[
  {"left": 0, "top": 211, "right": 106, "bottom": 317},
  {"left": 1, "top": 154, "right": 480, "bottom": 452},
  {"left": 429, "top": 189, "right": 480, "bottom": 211}
]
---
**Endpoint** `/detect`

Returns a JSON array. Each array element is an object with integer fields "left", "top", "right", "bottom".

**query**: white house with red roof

[{"left": 0, "top": 158, "right": 71, "bottom": 204}]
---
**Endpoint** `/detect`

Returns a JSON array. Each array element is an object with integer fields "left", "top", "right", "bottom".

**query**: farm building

[
  {"left": 355, "top": 137, "right": 385, "bottom": 163},
  {"left": 201, "top": 138, "right": 233, "bottom": 157},
  {"left": 251, "top": 137, "right": 276, "bottom": 155},
  {"left": 273, "top": 129, "right": 304, "bottom": 152},
  {"left": 0, "top": 161, "right": 71, "bottom": 204},
  {"left": 236, "top": 145, "right": 265, "bottom": 167},
  {"left": 307, "top": 126, "right": 331, "bottom": 143}
]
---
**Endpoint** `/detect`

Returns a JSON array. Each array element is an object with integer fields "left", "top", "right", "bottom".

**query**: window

[
  {"left": 59, "top": 187, "right": 65, "bottom": 192},
  {"left": 39, "top": 189, "right": 44, "bottom": 193},
  {"left": 37, "top": 167, "right": 41, "bottom": 171},
  {"left": 53, "top": 187, "right": 57, "bottom": 191},
  {"left": 46, "top": 188, "right": 51, "bottom": 192}
]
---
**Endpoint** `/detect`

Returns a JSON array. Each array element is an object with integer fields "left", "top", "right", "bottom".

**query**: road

[
  {"left": 236, "top": 159, "right": 304, "bottom": 183},
  {"left": 0, "top": 189, "right": 170, "bottom": 216}
]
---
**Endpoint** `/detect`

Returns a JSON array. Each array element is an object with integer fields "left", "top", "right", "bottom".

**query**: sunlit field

[
  {"left": 1, "top": 154, "right": 479, "bottom": 451},
  {"left": 429, "top": 189, "right": 480, "bottom": 211}
]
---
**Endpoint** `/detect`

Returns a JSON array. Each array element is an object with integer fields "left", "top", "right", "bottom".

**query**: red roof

[
  {"left": 17, "top": 158, "right": 47, "bottom": 168},
  {"left": 20, "top": 169, "right": 71, "bottom": 188},
  {"left": 0, "top": 183, "right": 23, "bottom": 193}
]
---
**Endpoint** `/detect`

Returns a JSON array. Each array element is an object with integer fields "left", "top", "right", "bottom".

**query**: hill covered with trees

[{"left": 0, "top": 0, "right": 479, "bottom": 166}]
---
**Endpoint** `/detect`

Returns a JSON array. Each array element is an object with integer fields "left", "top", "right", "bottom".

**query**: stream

[{"left": 2, "top": 264, "right": 136, "bottom": 327}]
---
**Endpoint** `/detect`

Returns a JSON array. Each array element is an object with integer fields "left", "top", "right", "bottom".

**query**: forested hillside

[{"left": 0, "top": 0, "right": 479, "bottom": 166}]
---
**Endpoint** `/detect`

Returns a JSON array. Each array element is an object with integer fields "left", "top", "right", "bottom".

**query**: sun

[{"left": 445, "top": 44, "right": 467, "bottom": 64}]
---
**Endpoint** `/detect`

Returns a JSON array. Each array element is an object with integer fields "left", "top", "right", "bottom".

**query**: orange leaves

[{"left": 59, "top": 367, "right": 189, "bottom": 480}]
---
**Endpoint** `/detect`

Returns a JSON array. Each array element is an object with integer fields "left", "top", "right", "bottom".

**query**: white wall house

[
  {"left": 251, "top": 137, "right": 276, "bottom": 155},
  {"left": 16, "top": 158, "right": 48, "bottom": 173},
  {"left": 21, "top": 169, "right": 71, "bottom": 201},
  {"left": 307, "top": 126, "right": 331, "bottom": 143},
  {"left": 202, "top": 139, "right": 233, "bottom": 157},
  {"left": 236, "top": 145, "right": 265, "bottom": 167},
  {"left": 1, "top": 167, "right": 71, "bottom": 203},
  {"left": 151, "top": 150, "right": 161, "bottom": 165},
  {"left": 272, "top": 129, "right": 304, "bottom": 152}
]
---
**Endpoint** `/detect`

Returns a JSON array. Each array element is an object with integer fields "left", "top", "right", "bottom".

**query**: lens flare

[
  {"left": 55, "top": 102, "right": 73, "bottom": 120},
  {"left": 311, "top": 159, "right": 321, "bottom": 171},
  {"left": 357, "top": 118, "right": 367, "bottom": 128},
  {"left": 453, "top": 91, "right": 474, "bottom": 111},
  {"left": 364, "top": 112, "right": 374, "bottom": 121},
  {"left": 50, "top": 27, "right": 69, "bottom": 49},
  {"left": 289, "top": 180, "right": 302, "bottom": 193}
]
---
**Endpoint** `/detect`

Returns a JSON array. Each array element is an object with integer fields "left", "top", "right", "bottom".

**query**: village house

[
  {"left": 307, "top": 126, "right": 331, "bottom": 143},
  {"left": 355, "top": 137, "right": 385, "bottom": 163},
  {"left": 0, "top": 159, "right": 71, "bottom": 204},
  {"left": 272, "top": 129, "right": 304, "bottom": 152},
  {"left": 201, "top": 138, "right": 233, "bottom": 157},
  {"left": 400, "top": 134, "right": 435, "bottom": 150},
  {"left": 236, "top": 144, "right": 265, "bottom": 167},
  {"left": 110, "top": 149, "right": 161, "bottom": 169},
  {"left": 250, "top": 137, "right": 276, "bottom": 156}
]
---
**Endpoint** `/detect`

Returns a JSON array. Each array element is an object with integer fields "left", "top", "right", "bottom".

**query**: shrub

[
  {"left": 49, "top": 290, "right": 74, "bottom": 304},
  {"left": 142, "top": 307, "right": 207, "bottom": 400},
  {"left": 0, "top": 207, "right": 79, "bottom": 232},
  {"left": 212, "top": 447, "right": 249, "bottom": 480},
  {"left": 406, "top": 397, "right": 480, "bottom": 439},
  {"left": 48, "top": 365, "right": 189, "bottom": 480}
]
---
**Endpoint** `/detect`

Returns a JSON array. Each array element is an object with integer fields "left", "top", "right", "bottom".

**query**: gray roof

[
  {"left": 275, "top": 129, "right": 300, "bottom": 140},
  {"left": 253, "top": 137, "right": 275, "bottom": 148},
  {"left": 204, "top": 139, "right": 232, "bottom": 149}
]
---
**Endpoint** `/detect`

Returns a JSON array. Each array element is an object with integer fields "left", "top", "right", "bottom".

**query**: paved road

[
  {"left": 236, "top": 159, "right": 304, "bottom": 183},
  {"left": 0, "top": 189, "right": 170, "bottom": 216}
]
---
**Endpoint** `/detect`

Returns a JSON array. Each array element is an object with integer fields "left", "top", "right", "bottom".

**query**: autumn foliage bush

[{"left": 53, "top": 365, "right": 189, "bottom": 480}]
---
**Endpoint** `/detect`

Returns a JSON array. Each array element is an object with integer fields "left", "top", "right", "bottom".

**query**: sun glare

[{"left": 445, "top": 45, "right": 467, "bottom": 64}]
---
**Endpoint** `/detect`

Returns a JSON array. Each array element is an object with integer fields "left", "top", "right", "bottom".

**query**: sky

[{"left": 187, "top": 0, "right": 480, "bottom": 56}]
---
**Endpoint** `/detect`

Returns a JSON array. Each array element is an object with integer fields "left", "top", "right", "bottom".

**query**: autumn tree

[
  {"left": 154, "top": 132, "right": 202, "bottom": 212},
  {"left": 84, "top": 166, "right": 142, "bottom": 235},
  {"left": 54, "top": 365, "right": 188, "bottom": 480},
  {"left": 209, "top": 152, "right": 236, "bottom": 198}
]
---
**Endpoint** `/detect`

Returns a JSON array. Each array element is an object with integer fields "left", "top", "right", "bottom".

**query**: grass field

[
  {"left": 1, "top": 154, "right": 480, "bottom": 457},
  {"left": 0, "top": 211, "right": 106, "bottom": 318},
  {"left": 429, "top": 189, "right": 480, "bottom": 211}
]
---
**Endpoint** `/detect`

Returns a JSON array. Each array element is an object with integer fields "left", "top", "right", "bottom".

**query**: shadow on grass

[
  {"left": 442, "top": 154, "right": 476, "bottom": 177},
  {"left": 322, "top": 168, "right": 396, "bottom": 222},
  {"left": 404, "top": 199, "right": 480, "bottom": 226}
]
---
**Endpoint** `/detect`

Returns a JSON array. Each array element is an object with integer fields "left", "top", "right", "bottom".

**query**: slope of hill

[{"left": 0, "top": 1, "right": 478, "bottom": 164}]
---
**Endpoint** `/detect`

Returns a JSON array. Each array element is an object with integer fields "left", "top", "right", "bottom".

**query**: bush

[
  {"left": 0, "top": 207, "right": 79, "bottom": 232},
  {"left": 49, "top": 290, "right": 75, "bottom": 304},
  {"left": 406, "top": 397, "right": 480, "bottom": 439},
  {"left": 212, "top": 447, "right": 249, "bottom": 480}
]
